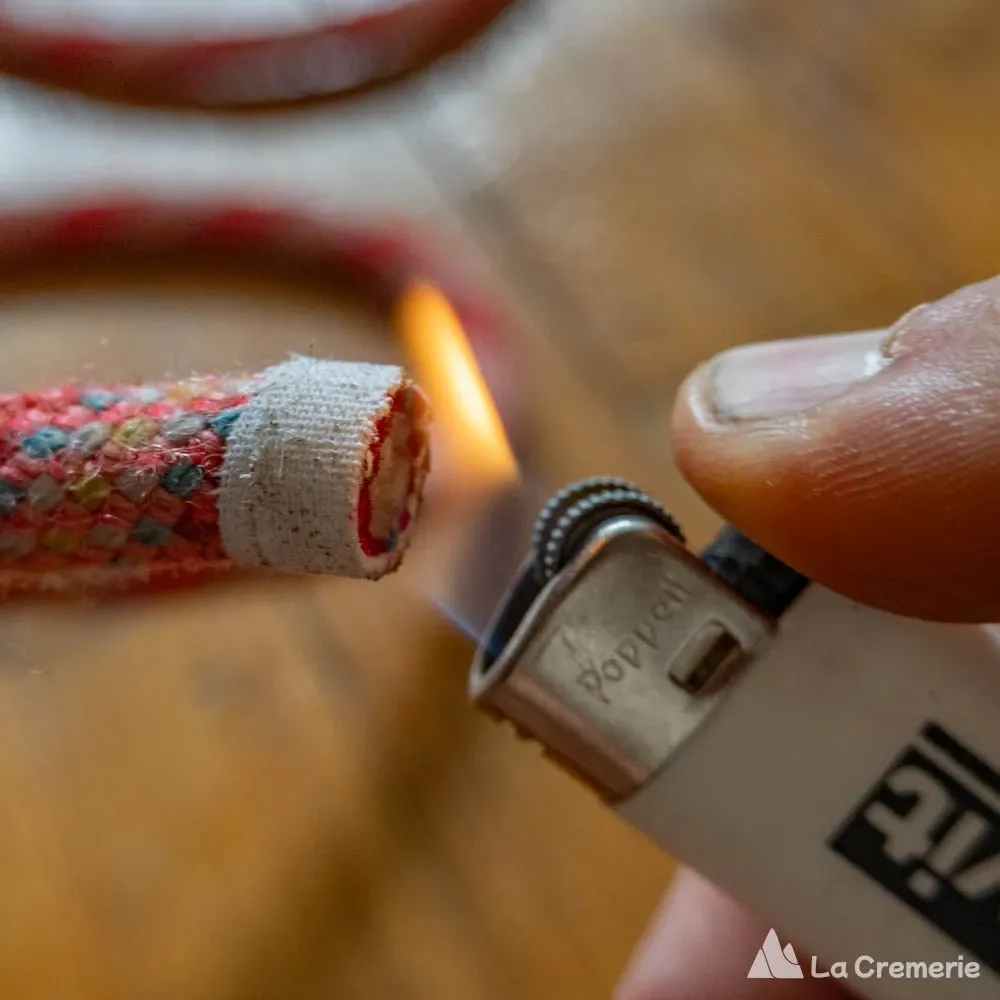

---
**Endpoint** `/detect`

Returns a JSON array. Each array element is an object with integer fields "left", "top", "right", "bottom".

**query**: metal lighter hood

[{"left": 471, "top": 508, "right": 774, "bottom": 801}]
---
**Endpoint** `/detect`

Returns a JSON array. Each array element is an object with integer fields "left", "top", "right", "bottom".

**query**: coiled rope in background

[{"left": 0, "top": 0, "right": 518, "bottom": 107}]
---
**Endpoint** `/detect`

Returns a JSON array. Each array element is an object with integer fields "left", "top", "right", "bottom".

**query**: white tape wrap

[{"left": 218, "top": 356, "right": 428, "bottom": 580}]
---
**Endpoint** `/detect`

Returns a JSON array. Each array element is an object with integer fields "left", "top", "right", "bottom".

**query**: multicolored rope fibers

[
  {"left": 0, "top": 194, "right": 520, "bottom": 599},
  {"left": 0, "top": 0, "right": 517, "bottom": 108},
  {"left": 0, "top": 358, "right": 431, "bottom": 596}
]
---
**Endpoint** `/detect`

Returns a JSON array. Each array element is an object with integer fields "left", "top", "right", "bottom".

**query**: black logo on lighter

[{"left": 830, "top": 723, "right": 1000, "bottom": 975}]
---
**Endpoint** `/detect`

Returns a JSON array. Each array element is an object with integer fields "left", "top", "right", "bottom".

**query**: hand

[{"left": 615, "top": 277, "right": 1000, "bottom": 999}]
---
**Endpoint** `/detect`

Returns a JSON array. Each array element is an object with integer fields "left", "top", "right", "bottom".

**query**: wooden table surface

[{"left": 1, "top": 1, "right": 1000, "bottom": 997}]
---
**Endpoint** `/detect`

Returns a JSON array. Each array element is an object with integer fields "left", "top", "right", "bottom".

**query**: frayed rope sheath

[{"left": 0, "top": 356, "right": 431, "bottom": 596}]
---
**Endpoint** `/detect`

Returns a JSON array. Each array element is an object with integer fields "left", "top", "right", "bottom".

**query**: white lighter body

[
  {"left": 471, "top": 487, "right": 1000, "bottom": 1000},
  {"left": 620, "top": 585, "right": 1000, "bottom": 999}
]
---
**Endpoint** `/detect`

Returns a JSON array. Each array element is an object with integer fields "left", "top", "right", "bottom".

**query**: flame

[{"left": 397, "top": 282, "right": 518, "bottom": 492}]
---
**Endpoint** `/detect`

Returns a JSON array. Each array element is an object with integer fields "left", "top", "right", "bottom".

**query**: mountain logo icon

[{"left": 748, "top": 929, "right": 805, "bottom": 979}]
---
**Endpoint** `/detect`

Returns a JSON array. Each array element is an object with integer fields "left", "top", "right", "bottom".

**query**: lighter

[{"left": 469, "top": 478, "right": 1000, "bottom": 999}]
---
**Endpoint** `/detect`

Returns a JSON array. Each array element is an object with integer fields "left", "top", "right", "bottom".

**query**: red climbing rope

[
  {"left": 0, "top": 195, "right": 521, "bottom": 600},
  {"left": 0, "top": 0, "right": 518, "bottom": 107},
  {"left": 0, "top": 196, "right": 511, "bottom": 364}
]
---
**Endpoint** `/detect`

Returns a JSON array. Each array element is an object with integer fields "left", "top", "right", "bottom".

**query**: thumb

[{"left": 672, "top": 276, "right": 1000, "bottom": 623}]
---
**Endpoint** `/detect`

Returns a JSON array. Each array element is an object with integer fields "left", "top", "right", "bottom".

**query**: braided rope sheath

[
  {"left": 0, "top": 0, "right": 517, "bottom": 108},
  {"left": 0, "top": 358, "right": 430, "bottom": 596},
  {"left": 0, "top": 195, "right": 518, "bottom": 598}
]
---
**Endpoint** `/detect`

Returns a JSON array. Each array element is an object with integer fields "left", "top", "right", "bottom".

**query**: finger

[
  {"left": 614, "top": 868, "right": 849, "bottom": 1000},
  {"left": 672, "top": 277, "right": 1000, "bottom": 621}
]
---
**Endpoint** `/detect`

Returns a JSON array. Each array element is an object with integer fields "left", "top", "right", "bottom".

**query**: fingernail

[{"left": 708, "top": 329, "right": 891, "bottom": 422}]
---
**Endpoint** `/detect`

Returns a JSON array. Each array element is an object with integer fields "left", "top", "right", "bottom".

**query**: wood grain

[{"left": 0, "top": 0, "right": 997, "bottom": 996}]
